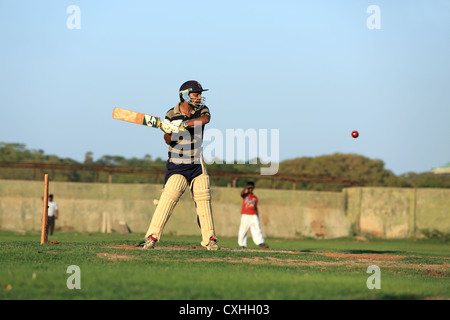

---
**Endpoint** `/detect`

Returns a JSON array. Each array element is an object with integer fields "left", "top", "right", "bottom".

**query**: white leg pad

[
  {"left": 192, "top": 174, "right": 216, "bottom": 246},
  {"left": 145, "top": 174, "right": 188, "bottom": 240}
]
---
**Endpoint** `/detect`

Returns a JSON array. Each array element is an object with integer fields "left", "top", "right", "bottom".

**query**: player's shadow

[
  {"left": 297, "top": 249, "right": 402, "bottom": 255},
  {"left": 344, "top": 249, "right": 401, "bottom": 255}
]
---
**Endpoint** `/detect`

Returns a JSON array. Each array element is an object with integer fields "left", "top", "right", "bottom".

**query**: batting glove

[
  {"left": 161, "top": 119, "right": 172, "bottom": 134},
  {"left": 169, "top": 119, "right": 185, "bottom": 133}
]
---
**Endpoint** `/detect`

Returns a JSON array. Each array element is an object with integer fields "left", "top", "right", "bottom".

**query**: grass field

[{"left": 0, "top": 231, "right": 448, "bottom": 302}]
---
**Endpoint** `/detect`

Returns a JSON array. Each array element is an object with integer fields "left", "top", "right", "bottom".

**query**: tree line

[{"left": 0, "top": 142, "right": 448, "bottom": 190}]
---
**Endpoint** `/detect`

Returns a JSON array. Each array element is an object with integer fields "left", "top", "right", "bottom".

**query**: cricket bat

[{"left": 112, "top": 107, "right": 163, "bottom": 129}]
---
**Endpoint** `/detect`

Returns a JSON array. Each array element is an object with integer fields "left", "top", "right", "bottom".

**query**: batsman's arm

[
  {"left": 164, "top": 133, "right": 172, "bottom": 145},
  {"left": 183, "top": 114, "right": 210, "bottom": 128},
  {"left": 162, "top": 113, "right": 210, "bottom": 144}
]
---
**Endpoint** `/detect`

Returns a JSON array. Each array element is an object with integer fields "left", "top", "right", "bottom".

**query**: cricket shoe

[
  {"left": 141, "top": 235, "right": 157, "bottom": 249},
  {"left": 204, "top": 237, "right": 219, "bottom": 251},
  {"left": 258, "top": 243, "right": 269, "bottom": 249}
]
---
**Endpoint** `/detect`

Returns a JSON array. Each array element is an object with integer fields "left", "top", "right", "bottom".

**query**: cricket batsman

[{"left": 141, "top": 80, "right": 218, "bottom": 250}]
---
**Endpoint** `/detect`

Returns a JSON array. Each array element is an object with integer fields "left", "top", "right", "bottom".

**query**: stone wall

[{"left": 0, "top": 180, "right": 448, "bottom": 239}]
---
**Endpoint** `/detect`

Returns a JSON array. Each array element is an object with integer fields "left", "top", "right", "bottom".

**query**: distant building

[{"left": 432, "top": 162, "right": 450, "bottom": 174}]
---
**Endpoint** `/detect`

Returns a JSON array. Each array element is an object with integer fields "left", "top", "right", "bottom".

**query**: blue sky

[{"left": 1, "top": 0, "right": 449, "bottom": 175}]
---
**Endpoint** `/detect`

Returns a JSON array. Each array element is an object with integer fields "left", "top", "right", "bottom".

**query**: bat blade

[{"left": 113, "top": 107, "right": 162, "bottom": 128}]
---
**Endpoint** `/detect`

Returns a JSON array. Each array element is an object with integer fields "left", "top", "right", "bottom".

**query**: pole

[{"left": 40, "top": 174, "right": 49, "bottom": 244}]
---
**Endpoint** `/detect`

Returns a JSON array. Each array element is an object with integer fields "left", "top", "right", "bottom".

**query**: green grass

[{"left": 0, "top": 231, "right": 448, "bottom": 300}]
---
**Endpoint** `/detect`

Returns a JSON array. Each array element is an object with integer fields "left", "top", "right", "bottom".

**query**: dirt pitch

[{"left": 100, "top": 244, "right": 450, "bottom": 277}]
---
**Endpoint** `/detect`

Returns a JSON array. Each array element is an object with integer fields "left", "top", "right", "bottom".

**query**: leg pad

[
  {"left": 192, "top": 174, "right": 216, "bottom": 246},
  {"left": 145, "top": 174, "right": 188, "bottom": 239}
]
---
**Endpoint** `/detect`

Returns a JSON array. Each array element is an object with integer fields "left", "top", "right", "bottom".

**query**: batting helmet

[
  {"left": 179, "top": 80, "right": 208, "bottom": 108},
  {"left": 179, "top": 80, "right": 208, "bottom": 94}
]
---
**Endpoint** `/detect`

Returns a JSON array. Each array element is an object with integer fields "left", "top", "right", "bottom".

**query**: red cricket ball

[{"left": 351, "top": 130, "right": 359, "bottom": 138}]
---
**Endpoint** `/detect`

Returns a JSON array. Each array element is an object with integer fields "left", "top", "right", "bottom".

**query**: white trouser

[{"left": 238, "top": 214, "right": 265, "bottom": 247}]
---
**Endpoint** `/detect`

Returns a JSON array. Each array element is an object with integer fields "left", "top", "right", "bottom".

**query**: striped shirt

[{"left": 166, "top": 103, "right": 210, "bottom": 164}]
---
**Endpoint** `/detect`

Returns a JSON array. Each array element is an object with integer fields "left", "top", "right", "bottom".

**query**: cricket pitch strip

[{"left": 98, "top": 244, "right": 449, "bottom": 277}]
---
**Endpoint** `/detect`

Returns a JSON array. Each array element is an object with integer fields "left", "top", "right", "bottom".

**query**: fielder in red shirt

[{"left": 238, "top": 182, "right": 269, "bottom": 249}]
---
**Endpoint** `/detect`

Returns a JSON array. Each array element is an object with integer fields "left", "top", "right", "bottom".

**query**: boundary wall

[{"left": 0, "top": 180, "right": 448, "bottom": 239}]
